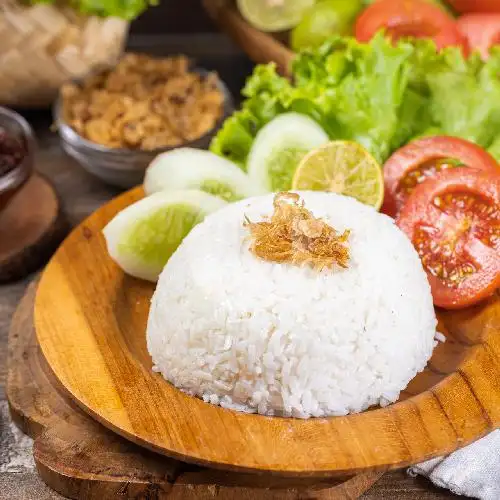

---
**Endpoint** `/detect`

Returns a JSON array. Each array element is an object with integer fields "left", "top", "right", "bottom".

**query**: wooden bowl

[
  {"left": 34, "top": 187, "right": 500, "bottom": 477},
  {"left": 202, "top": 0, "right": 294, "bottom": 77}
]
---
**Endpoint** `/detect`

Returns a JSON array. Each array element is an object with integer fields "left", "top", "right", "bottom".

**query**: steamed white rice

[{"left": 147, "top": 192, "right": 437, "bottom": 418}]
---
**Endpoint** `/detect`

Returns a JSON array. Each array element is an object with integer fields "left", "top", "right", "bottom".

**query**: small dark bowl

[
  {"left": 0, "top": 107, "right": 35, "bottom": 212},
  {"left": 54, "top": 68, "right": 235, "bottom": 189}
]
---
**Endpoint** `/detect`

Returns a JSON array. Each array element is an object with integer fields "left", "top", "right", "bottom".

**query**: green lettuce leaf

[
  {"left": 211, "top": 33, "right": 500, "bottom": 170},
  {"left": 211, "top": 35, "right": 421, "bottom": 165},
  {"left": 293, "top": 34, "right": 417, "bottom": 161},
  {"left": 209, "top": 109, "right": 260, "bottom": 170},
  {"left": 326, "top": 35, "right": 413, "bottom": 161},
  {"left": 390, "top": 88, "right": 432, "bottom": 151},
  {"left": 423, "top": 47, "right": 500, "bottom": 148},
  {"left": 487, "top": 135, "right": 500, "bottom": 162}
]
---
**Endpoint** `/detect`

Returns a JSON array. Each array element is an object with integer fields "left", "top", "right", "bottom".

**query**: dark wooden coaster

[
  {"left": 0, "top": 174, "right": 67, "bottom": 283},
  {"left": 7, "top": 281, "right": 384, "bottom": 499}
]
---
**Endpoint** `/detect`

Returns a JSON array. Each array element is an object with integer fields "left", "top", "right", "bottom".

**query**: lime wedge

[
  {"left": 291, "top": 0, "right": 363, "bottom": 51},
  {"left": 144, "top": 148, "right": 263, "bottom": 202},
  {"left": 103, "top": 190, "right": 226, "bottom": 282},
  {"left": 237, "top": 0, "right": 315, "bottom": 32},
  {"left": 292, "top": 141, "right": 384, "bottom": 210}
]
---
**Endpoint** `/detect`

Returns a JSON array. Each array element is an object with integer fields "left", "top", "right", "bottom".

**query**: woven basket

[{"left": 0, "top": 1, "right": 129, "bottom": 108}]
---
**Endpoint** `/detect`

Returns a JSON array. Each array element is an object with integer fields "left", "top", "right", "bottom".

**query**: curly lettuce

[
  {"left": 211, "top": 34, "right": 500, "bottom": 169},
  {"left": 292, "top": 35, "right": 415, "bottom": 161},
  {"left": 423, "top": 48, "right": 500, "bottom": 148}
]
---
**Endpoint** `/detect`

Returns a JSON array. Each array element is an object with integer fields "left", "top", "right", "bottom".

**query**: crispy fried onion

[{"left": 244, "top": 192, "right": 350, "bottom": 271}]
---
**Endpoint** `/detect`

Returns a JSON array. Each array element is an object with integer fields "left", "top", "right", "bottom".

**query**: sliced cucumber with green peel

[
  {"left": 247, "top": 113, "right": 329, "bottom": 192},
  {"left": 103, "top": 190, "right": 226, "bottom": 282},
  {"left": 144, "top": 148, "right": 264, "bottom": 202}
]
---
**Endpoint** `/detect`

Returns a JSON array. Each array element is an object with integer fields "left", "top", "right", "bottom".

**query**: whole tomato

[{"left": 356, "top": 0, "right": 467, "bottom": 53}]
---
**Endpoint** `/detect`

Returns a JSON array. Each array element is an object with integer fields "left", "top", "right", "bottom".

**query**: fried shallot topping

[{"left": 244, "top": 192, "right": 350, "bottom": 271}]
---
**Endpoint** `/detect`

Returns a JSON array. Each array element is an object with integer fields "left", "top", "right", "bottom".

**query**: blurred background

[{"left": 132, "top": 0, "right": 214, "bottom": 33}]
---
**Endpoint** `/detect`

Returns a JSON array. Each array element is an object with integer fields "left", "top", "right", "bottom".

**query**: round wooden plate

[{"left": 35, "top": 187, "right": 500, "bottom": 477}]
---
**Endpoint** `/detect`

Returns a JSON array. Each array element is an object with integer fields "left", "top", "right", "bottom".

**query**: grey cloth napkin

[{"left": 409, "top": 430, "right": 500, "bottom": 499}]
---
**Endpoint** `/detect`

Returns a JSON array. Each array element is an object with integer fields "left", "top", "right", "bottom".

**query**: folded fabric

[{"left": 409, "top": 430, "right": 500, "bottom": 500}]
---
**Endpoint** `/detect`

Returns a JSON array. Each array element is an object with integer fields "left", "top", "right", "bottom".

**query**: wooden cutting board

[{"left": 7, "top": 281, "right": 384, "bottom": 499}]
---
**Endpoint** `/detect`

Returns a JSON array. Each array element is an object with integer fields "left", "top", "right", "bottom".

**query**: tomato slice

[
  {"left": 448, "top": 0, "right": 500, "bottom": 14},
  {"left": 397, "top": 168, "right": 500, "bottom": 309},
  {"left": 382, "top": 136, "right": 499, "bottom": 218},
  {"left": 355, "top": 0, "right": 468, "bottom": 52},
  {"left": 457, "top": 14, "right": 500, "bottom": 60}
]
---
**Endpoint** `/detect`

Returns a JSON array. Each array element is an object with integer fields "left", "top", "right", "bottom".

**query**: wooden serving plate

[{"left": 34, "top": 187, "right": 500, "bottom": 477}]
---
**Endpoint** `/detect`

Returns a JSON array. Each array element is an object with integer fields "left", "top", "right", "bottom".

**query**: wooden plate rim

[{"left": 35, "top": 186, "right": 500, "bottom": 477}]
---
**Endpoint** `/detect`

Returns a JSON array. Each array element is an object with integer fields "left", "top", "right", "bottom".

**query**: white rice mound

[{"left": 147, "top": 192, "right": 437, "bottom": 418}]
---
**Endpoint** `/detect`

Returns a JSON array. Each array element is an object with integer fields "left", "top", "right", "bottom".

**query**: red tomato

[
  {"left": 355, "top": 0, "right": 468, "bottom": 52},
  {"left": 397, "top": 168, "right": 500, "bottom": 309},
  {"left": 448, "top": 0, "right": 500, "bottom": 14},
  {"left": 457, "top": 14, "right": 500, "bottom": 59},
  {"left": 382, "top": 136, "right": 499, "bottom": 218}
]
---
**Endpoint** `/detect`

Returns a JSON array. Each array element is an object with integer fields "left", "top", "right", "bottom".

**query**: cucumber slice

[
  {"left": 144, "top": 148, "right": 264, "bottom": 202},
  {"left": 247, "top": 113, "right": 329, "bottom": 192},
  {"left": 103, "top": 190, "right": 226, "bottom": 282}
]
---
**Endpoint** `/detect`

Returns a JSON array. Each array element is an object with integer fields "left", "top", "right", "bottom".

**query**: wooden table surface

[{"left": 0, "top": 34, "right": 463, "bottom": 500}]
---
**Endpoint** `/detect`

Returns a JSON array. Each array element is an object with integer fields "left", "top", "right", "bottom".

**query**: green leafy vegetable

[
  {"left": 27, "top": 0, "right": 156, "bottom": 20},
  {"left": 487, "top": 135, "right": 500, "bottom": 162},
  {"left": 293, "top": 34, "right": 415, "bottom": 161},
  {"left": 209, "top": 109, "right": 260, "bottom": 169},
  {"left": 423, "top": 48, "right": 500, "bottom": 148},
  {"left": 211, "top": 33, "right": 500, "bottom": 169}
]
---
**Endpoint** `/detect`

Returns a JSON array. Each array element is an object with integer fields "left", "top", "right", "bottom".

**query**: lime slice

[
  {"left": 103, "top": 190, "right": 226, "bottom": 282},
  {"left": 144, "top": 148, "right": 264, "bottom": 202},
  {"left": 237, "top": 0, "right": 315, "bottom": 32},
  {"left": 291, "top": 0, "right": 363, "bottom": 51},
  {"left": 292, "top": 141, "right": 384, "bottom": 210},
  {"left": 247, "top": 113, "right": 329, "bottom": 192}
]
